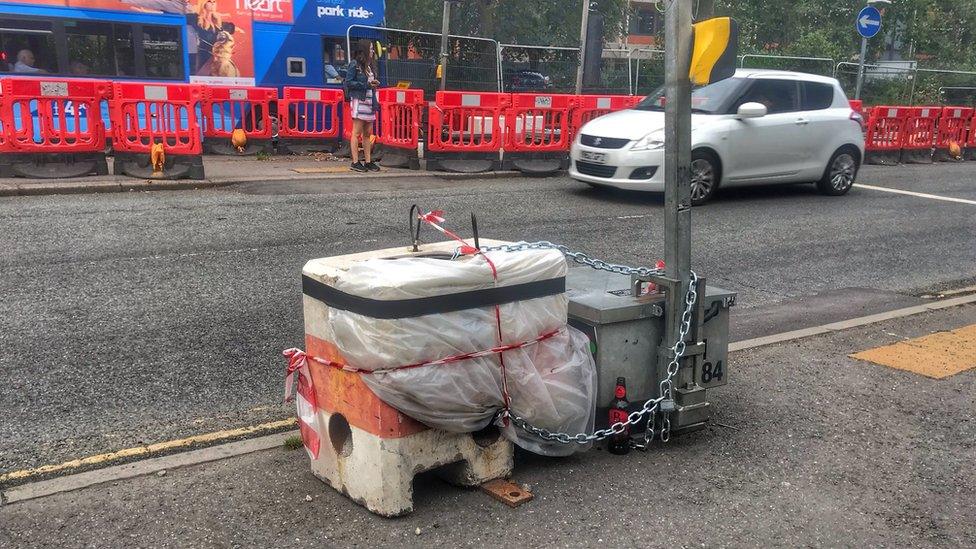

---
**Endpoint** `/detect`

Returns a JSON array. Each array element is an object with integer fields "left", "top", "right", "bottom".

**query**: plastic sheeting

[{"left": 325, "top": 248, "right": 597, "bottom": 456}]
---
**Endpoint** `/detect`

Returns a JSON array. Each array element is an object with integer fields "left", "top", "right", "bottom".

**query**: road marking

[
  {"left": 850, "top": 323, "right": 976, "bottom": 379},
  {"left": 0, "top": 418, "right": 296, "bottom": 484},
  {"left": 616, "top": 214, "right": 648, "bottom": 220},
  {"left": 854, "top": 183, "right": 976, "bottom": 205}
]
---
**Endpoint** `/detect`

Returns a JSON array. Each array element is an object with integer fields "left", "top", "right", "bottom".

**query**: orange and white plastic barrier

[
  {"left": 427, "top": 91, "right": 510, "bottom": 173},
  {"left": 110, "top": 82, "right": 205, "bottom": 179},
  {"left": 934, "top": 106, "right": 972, "bottom": 161},
  {"left": 201, "top": 85, "right": 276, "bottom": 156},
  {"left": 277, "top": 86, "right": 343, "bottom": 154},
  {"left": 502, "top": 93, "right": 576, "bottom": 173},
  {"left": 0, "top": 77, "right": 111, "bottom": 178},
  {"left": 864, "top": 106, "right": 909, "bottom": 165}
]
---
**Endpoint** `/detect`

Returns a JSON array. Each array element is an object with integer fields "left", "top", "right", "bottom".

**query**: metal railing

[
  {"left": 497, "top": 44, "right": 580, "bottom": 94},
  {"left": 347, "top": 24, "right": 500, "bottom": 98},
  {"left": 834, "top": 61, "right": 976, "bottom": 106},
  {"left": 628, "top": 47, "right": 665, "bottom": 96},
  {"left": 739, "top": 54, "right": 836, "bottom": 76}
]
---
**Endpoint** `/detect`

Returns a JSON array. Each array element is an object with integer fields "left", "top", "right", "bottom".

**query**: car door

[
  {"left": 723, "top": 78, "right": 806, "bottom": 183},
  {"left": 798, "top": 81, "right": 847, "bottom": 178}
]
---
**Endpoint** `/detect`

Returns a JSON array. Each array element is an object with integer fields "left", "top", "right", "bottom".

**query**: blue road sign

[{"left": 857, "top": 6, "right": 882, "bottom": 38}]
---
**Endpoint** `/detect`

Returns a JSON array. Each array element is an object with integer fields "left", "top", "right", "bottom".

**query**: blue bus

[{"left": 0, "top": 0, "right": 384, "bottom": 89}]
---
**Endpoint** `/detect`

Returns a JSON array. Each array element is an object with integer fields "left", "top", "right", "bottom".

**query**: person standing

[{"left": 346, "top": 39, "right": 380, "bottom": 172}]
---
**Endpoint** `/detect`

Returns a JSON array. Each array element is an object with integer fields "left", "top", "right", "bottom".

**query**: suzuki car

[{"left": 569, "top": 70, "right": 865, "bottom": 205}]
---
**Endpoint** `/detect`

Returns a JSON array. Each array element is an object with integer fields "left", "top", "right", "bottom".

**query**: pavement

[
  {"left": 0, "top": 161, "right": 974, "bottom": 482},
  {"left": 2, "top": 303, "right": 974, "bottom": 548},
  {"left": 0, "top": 154, "right": 517, "bottom": 196}
]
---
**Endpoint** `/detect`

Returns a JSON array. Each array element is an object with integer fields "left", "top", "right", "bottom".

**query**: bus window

[
  {"left": 65, "top": 21, "right": 116, "bottom": 76},
  {"left": 323, "top": 38, "right": 347, "bottom": 83},
  {"left": 0, "top": 19, "right": 56, "bottom": 74},
  {"left": 143, "top": 25, "right": 183, "bottom": 79},
  {"left": 113, "top": 25, "right": 135, "bottom": 77}
]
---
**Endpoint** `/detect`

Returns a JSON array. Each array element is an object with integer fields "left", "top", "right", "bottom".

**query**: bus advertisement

[{"left": 0, "top": 0, "right": 384, "bottom": 88}]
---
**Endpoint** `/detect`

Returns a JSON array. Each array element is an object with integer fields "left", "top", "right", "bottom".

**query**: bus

[{"left": 0, "top": 0, "right": 385, "bottom": 89}]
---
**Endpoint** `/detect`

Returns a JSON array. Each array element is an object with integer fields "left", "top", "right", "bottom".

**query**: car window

[
  {"left": 734, "top": 79, "right": 799, "bottom": 114},
  {"left": 636, "top": 77, "right": 746, "bottom": 114},
  {"left": 801, "top": 82, "right": 835, "bottom": 110}
]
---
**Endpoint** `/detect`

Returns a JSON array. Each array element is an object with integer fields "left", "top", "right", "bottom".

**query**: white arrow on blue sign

[{"left": 856, "top": 6, "right": 882, "bottom": 38}]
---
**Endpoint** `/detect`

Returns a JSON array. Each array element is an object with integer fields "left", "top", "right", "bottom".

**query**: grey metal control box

[{"left": 566, "top": 268, "right": 736, "bottom": 434}]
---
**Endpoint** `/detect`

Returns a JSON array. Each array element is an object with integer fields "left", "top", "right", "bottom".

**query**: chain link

[{"left": 483, "top": 241, "right": 699, "bottom": 448}]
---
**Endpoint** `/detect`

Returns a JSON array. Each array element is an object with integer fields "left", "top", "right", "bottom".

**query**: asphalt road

[
  {"left": 1, "top": 162, "right": 974, "bottom": 478},
  {"left": 3, "top": 305, "right": 974, "bottom": 548}
]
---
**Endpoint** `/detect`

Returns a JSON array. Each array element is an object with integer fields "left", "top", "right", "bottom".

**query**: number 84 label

[{"left": 700, "top": 360, "right": 724, "bottom": 385}]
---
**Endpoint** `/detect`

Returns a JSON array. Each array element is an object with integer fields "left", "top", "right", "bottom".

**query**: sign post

[
  {"left": 854, "top": 5, "right": 882, "bottom": 100},
  {"left": 663, "top": 0, "right": 693, "bottom": 378}
]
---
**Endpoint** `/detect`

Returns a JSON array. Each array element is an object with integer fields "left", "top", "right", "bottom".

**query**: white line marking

[
  {"left": 616, "top": 214, "right": 648, "bottom": 219},
  {"left": 854, "top": 183, "right": 976, "bottom": 206}
]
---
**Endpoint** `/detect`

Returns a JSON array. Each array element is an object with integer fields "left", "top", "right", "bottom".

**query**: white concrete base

[{"left": 308, "top": 409, "right": 514, "bottom": 517}]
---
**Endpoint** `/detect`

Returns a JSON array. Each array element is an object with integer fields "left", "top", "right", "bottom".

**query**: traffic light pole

[
  {"left": 439, "top": 0, "right": 452, "bottom": 91},
  {"left": 663, "top": 0, "right": 693, "bottom": 353},
  {"left": 575, "top": 0, "right": 591, "bottom": 94}
]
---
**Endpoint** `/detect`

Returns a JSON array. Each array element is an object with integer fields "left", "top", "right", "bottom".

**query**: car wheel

[
  {"left": 817, "top": 148, "right": 859, "bottom": 196},
  {"left": 690, "top": 150, "right": 720, "bottom": 205}
]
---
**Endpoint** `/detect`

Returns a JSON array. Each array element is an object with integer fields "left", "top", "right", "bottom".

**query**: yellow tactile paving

[{"left": 850, "top": 323, "right": 976, "bottom": 379}]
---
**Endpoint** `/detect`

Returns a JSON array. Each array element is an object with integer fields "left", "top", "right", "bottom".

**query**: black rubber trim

[{"left": 302, "top": 275, "right": 565, "bottom": 319}]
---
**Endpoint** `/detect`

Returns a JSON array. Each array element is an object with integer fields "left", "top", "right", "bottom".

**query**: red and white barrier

[
  {"left": 0, "top": 77, "right": 111, "bottom": 178},
  {"left": 277, "top": 86, "right": 343, "bottom": 154},
  {"left": 202, "top": 85, "right": 276, "bottom": 156}
]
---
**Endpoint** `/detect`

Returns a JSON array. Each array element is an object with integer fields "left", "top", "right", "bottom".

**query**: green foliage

[{"left": 283, "top": 435, "right": 303, "bottom": 451}]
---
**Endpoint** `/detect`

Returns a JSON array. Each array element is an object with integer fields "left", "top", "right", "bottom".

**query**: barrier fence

[
  {"left": 202, "top": 85, "right": 276, "bottom": 156},
  {"left": 4, "top": 73, "right": 976, "bottom": 181}
]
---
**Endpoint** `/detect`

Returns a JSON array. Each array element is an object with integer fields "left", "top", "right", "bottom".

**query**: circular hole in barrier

[
  {"left": 328, "top": 413, "right": 353, "bottom": 457},
  {"left": 472, "top": 425, "right": 501, "bottom": 448},
  {"left": 509, "top": 491, "right": 521, "bottom": 498}
]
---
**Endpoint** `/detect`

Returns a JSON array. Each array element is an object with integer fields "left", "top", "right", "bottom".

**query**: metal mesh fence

[
  {"left": 583, "top": 49, "right": 632, "bottom": 95},
  {"left": 629, "top": 49, "right": 665, "bottom": 97},
  {"left": 738, "top": 54, "right": 836, "bottom": 77},
  {"left": 834, "top": 62, "right": 976, "bottom": 106},
  {"left": 498, "top": 45, "right": 580, "bottom": 94},
  {"left": 348, "top": 25, "right": 499, "bottom": 100}
]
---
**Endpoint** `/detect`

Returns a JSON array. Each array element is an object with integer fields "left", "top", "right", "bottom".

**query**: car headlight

[{"left": 630, "top": 131, "right": 665, "bottom": 151}]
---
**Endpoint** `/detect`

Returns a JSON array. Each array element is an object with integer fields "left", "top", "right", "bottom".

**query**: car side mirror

[{"left": 736, "top": 102, "right": 767, "bottom": 119}]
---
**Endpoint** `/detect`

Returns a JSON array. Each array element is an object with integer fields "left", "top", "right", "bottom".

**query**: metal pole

[
  {"left": 663, "top": 0, "right": 693, "bottom": 356},
  {"left": 439, "top": 1, "right": 451, "bottom": 91},
  {"left": 575, "top": 0, "right": 590, "bottom": 94},
  {"left": 855, "top": 36, "right": 867, "bottom": 100}
]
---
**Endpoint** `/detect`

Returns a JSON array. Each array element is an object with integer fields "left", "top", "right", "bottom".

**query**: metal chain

[
  {"left": 481, "top": 241, "right": 699, "bottom": 448},
  {"left": 480, "top": 241, "right": 666, "bottom": 278}
]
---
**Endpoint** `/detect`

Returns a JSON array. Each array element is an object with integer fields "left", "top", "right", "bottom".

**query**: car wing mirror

[{"left": 736, "top": 102, "right": 767, "bottom": 119}]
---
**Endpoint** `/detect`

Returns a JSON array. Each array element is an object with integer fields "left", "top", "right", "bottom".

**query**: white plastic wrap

[{"left": 325, "top": 248, "right": 596, "bottom": 455}]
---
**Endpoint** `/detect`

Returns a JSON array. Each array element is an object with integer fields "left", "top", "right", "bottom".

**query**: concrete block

[{"left": 307, "top": 407, "right": 513, "bottom": 517}]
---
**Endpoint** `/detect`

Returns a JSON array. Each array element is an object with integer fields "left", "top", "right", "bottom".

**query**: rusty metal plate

[{"left": 480, "top": 479, "right": 533, "bottom": 508}]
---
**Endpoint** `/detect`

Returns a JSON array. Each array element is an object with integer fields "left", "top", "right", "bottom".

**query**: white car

[{"left": 569, "top": 69, "right": 865, "bottom": 204}]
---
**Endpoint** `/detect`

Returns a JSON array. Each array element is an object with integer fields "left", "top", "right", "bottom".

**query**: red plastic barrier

[
  {"left": 968, "top": 113, "right": 976, "bottom": 150},
  {"left": 864, "top": 106, "right": 909, "bottom": 152},
  {"left": 427, "top": 91, "right": 510, "bottom": 152},
  {"left": 569, "top": 95, "right": 640, "bottom": 141},
  {"left": 377, "top": 88, "right": 424, "bottom": 150},
  {"left": 278, "top": 87, "right": 343, "bottom": 140},
  {"left": 901, "top": 106, "right": 940, "bottom": 150},
  {"left": 202, "top": 85, "right": 276, "bottom": 142},
  {"left": 1, "top": 77, "right": 110, "bottom": 152},
  {"left": 111, "top": 82, "right": 204, "bottom": 155},
  {"left": 935, "top": 106, "right": 972, "bottom": 148},
  {"left": 505, "top": 93, "right": 575, "bottom": 152}
]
